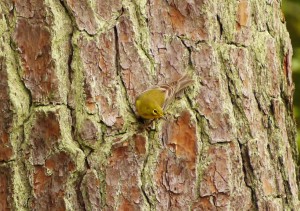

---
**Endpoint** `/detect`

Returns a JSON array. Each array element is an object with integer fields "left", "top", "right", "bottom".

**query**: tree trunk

[{"left": 0, "top": 0, "right": 299, "bottom": 210}]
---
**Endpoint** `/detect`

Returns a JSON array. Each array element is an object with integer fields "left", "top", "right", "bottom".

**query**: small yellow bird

[{"left": 135, "top": 74, "right": 194, "bottom": 119}]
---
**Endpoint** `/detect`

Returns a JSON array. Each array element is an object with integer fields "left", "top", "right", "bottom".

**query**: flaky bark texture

[{"left": 0, "top": 0, "right": 298, "bottom": 210}]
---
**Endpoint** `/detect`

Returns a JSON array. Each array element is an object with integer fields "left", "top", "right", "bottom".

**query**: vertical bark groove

[{"left": 0, "top": 0, "right": 298, "bottom": 210}]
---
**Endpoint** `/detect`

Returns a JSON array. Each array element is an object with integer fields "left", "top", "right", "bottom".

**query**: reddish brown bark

[{"left": 0, "top": 0, "right": 298, "bottom": 210}]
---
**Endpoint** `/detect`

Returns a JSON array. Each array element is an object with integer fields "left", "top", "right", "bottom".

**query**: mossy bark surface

[{"left": 0, "top": 0, "right": 298, "bottom": 210}]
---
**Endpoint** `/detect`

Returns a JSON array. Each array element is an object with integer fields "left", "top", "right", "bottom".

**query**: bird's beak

[{"left": 160, "top": 112, "right": 167, "bottom": 120}]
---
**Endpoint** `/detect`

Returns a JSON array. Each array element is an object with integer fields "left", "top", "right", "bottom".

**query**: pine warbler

[{"left": 135, "top": 74, "right": 194, "bottom": 119}]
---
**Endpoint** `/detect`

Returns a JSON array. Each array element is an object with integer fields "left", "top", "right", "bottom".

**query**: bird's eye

[{"left": 153, "top": 109, "right": 158, "bottom": 115}]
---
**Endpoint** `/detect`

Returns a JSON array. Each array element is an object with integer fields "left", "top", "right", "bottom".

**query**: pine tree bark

[{"left": 0, "top": 0, "right": 299, "bottom": 210}]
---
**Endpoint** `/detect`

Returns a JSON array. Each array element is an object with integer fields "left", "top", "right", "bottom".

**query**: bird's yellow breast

[{"left": 135, "top": 89, "right": 165, "bottom": 119}]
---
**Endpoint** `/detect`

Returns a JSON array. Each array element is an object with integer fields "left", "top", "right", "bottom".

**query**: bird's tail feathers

[
  {"left": 176, "top": 74, "right": 195, "bottom": 93},
  {"left": 160, "top": 74, "right": 194, "bottom": 108}
]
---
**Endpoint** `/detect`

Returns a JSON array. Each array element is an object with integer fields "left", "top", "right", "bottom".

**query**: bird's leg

[{"left": 137, "top": 119, "right": 155, "bottom": 132}]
